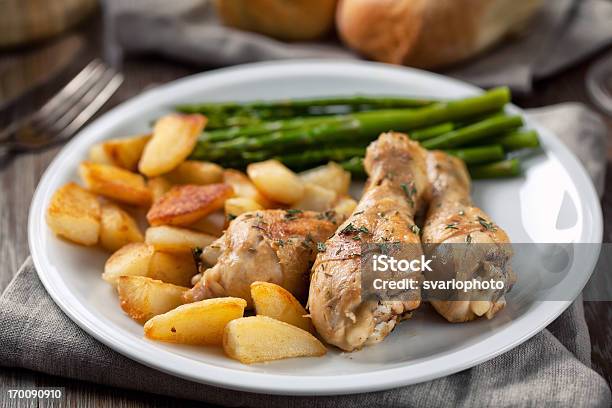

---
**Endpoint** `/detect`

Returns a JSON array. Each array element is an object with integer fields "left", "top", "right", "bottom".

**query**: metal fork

[{"left": 0, "top": 59, "right": 123, "bottom": 156}]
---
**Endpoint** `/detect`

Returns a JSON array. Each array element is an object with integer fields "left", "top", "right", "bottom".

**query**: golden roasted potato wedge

[
  {"left": 223, "top": 316, "right": 326, "bottom": 364},
  {"left": 117, "top": 276, "right": 187, "bottom": 324},
  {"left": 147, "top": 177, "right": 173, "bottom": 203},
  {"left": 188, "top": 210, "right": 226, "bottom": 236},
  {"left": 145, "top": 226, "right": 216, "bottom": 253},
  {"left": 223, "top": 169, "right": 273, "bottom": 208},
  {"left": 165, "top": 161, "right": 223, "bottom": 185},
  {"left": 102, "top": 243, "right": 155, "bottom": 285},
  {"left": 88, "top": 144, "right": 113, "bottom": 166},
  {"left": 146, "top": 184, "right": 233, "bottom": 226},
  {"left": 144, "top": 297, "right": 247, "bottom": 345},
  {"left": 79, "top": 162, "right": 151, "bottom": 206},
  {"left": 46, "top": 182, "right": 101, "bottom": 246},
  {"left": 333, "top": 195, "right": 358, "bottom": 219},
  {"left": 138, "top": 114, "right": 207, "bottom": 177},
  {"left": 224, "top": 197, "right": 263, "bottom": 219},
  {"left": 299, "top": 162, "right": 351, "bottom": 196},
  {"left": 148, "top": 251, "right": 196, "bottom": 287},
  {"left": 247, "top": 160, "right": 304, "bottom": 204},
  {"left": 291, "top": 183, "right": 337, "bottom": 212},
  {"left": 88, "top": 134, "right": 151, "bottom": 171},
  {"left": 99, "top": 202, "right": 144, "bottom": 252},
  {"left": 250, "top": 282, "right": 313, "bottom": 332}
]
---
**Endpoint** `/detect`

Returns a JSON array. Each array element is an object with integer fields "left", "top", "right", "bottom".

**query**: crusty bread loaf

[
  {"left": 215, "top": 0, "right": 338, "bottom": 41},
  {"left": 336, "top": 0, "right": 544, "bottom": 69}
]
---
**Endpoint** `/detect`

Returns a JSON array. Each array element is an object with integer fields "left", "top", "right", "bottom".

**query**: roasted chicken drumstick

[
  {"left": 309, "top": 132, "right": 429, "bottom": 351},
  {"left": 421, "top": 151, "right": 515, "bottom": 322},
  {"left": 184, "top": 209, "right": 339, "bottom": 307}
]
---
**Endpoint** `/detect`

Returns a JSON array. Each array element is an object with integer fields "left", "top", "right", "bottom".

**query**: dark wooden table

[{"left": 1, "top": 14, "right": 611, "bottom": 407}]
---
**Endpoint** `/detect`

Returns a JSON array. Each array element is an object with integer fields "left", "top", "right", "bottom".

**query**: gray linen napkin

[
  {"left": 102, "top": 0, "right": 612, "bottom": 93},
  {"left": 0, "top": 104, "right": 611, "bottom": 407}
]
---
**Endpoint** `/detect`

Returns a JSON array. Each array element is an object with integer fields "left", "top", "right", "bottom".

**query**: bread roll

[
  {"left": 215, "top": 0, "right": 338, "bottom": 41},
  {"left": 336, "top": 0, "right": 544, "bottom": 69}
]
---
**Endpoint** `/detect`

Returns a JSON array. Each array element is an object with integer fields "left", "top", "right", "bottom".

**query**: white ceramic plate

[{"left": 29, "top": 61, "right": 603, "bottom": 396}]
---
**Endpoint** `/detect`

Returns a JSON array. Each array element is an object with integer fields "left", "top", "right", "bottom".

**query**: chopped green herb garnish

[
  {"left": 410, "top": 225, "right": 420, "bottom": 235},
  {"left": 378, "top": 242, "right": 391, "bottom": 253},
  {"left": 191, "top": 247, "right": 203, "bottom": 270},
  {"left": 477, "top": 216, "right": 497, "bottom": 231},
  {"left": 301, "top": 234, "right": 316, "bottom": 249},
  {"left": 317, "top": 242, "right": 327, "bottom": 252},
  {"left": 340, "top": 223, "right": 369, "bottom": 236},
  {"left": 445, "top": 223, "right": 459, "bottom": 230},
  {"left": 377, "top": 241, "right": 399, "bottom": 254},
  {"left": 285, "top": 209, "right": 303, "bottom": 220},
  {"left": 227, "top": 213, "right": 237, "bottom": 221},
  {"left": 465, "top": 234, "right": 472, "bottom": 244},
  {"left": 340, "top": 223, "right": 358, "bottom": 235},
  {"left": 400, "top": 182, "right": 417, "bottom": 208}
]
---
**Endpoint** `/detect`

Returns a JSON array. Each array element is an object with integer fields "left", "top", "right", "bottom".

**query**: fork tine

[
  {"left": 35, "top": 63, "right": 106, "bottom": 127},
  {"left": 2, "top": 60, "right": 122, "bottom": 153},
  {"left": 48, "top": 67, "right": 119, "bottom": 133},
  {"left": 52, "top": 72, "right": 123, "bottom": 143},
  {"left": 0, "top": 60, "right": 103, "bottom": 145},
  {"left": 35, "top": 60, "right": 103, "bottom": 120}
]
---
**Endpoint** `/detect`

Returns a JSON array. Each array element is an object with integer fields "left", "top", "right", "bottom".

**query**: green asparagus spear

[
  {"left": 453, "top": 110, "right": 505, "bottom": 128},
  {"left": 203, "top": 118, "right": 455, "bottom": 144},
  {"left": 275, "top": 147, "right": 367, "bottom": 169},
  {"left": 340, "top": 157, "right": 366, "bottom": 178},
  {"left": 319, "top": 144, "right": 501, "bottom": 178},
  {"left": 469, "top": 159, "right": 521, "bottom": 179},
  {"left": 341, "top": 156, "right": 522, "bottom": 179},
  {"left": 180, "top": 96, "right": 435, "bottom": 129},
  {"left": 205, "top": 114, "right": 262, "bottom": 129},
  {"left": 422, "top": 114, "right": 523, "bottom": 149},
  {"left": 446, "top": 145, "right": 505, "bottom": 164},
  {"left": 410, "top": 123, "right": 455, "bottom": 141},
  {"left": 177, "top": 95, "right": 433, "bottom": 115},
  {"left": 201, "top": 116, "right": 353, "bottom": 143},
  {"left": 203, "top": 119, "right": 362, "bottom": 159},
  {"left": 495, "top": 130, "right": 540, "bottom": 151},
  {"left": 273, "top": 145, "right": 504, "bottom": 169},
  {"left": 355, "top": 87, "right": 511, "bottom": 135}
]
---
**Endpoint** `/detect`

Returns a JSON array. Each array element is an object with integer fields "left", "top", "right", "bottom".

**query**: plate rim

[{"left": 28, "top": 59, "right": 603, "bottom": 396}]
